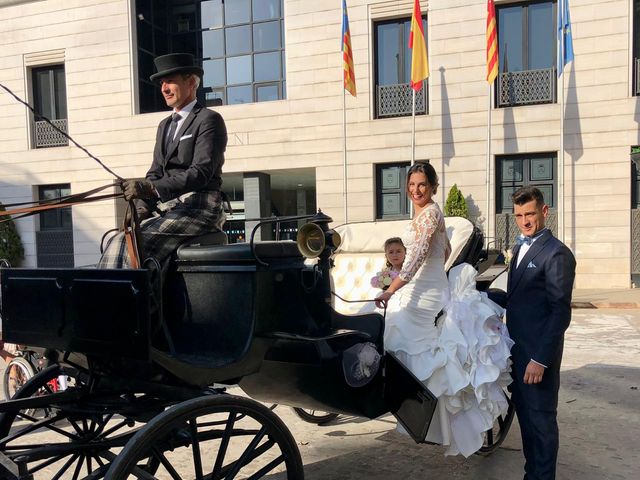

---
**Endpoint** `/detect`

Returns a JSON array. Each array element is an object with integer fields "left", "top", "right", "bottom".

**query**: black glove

[
  {"left": 122, "top": 178, "right": 158, "bottom": 201},
  {"left": 124, "top": 205, "right": 152, "bottom": 227}
]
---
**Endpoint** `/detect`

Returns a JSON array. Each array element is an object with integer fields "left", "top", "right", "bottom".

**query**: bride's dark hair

[{"left": 406, "top": 161, "right": 439, "bottom": 195}]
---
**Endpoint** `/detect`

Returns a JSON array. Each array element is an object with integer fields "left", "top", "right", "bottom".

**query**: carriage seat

[
  {"left": 331, "top": 217, "right": 479, "bottom": 314},
  {"left": 180, "top": 230, "right": 229, "bottom": 248},
  {"left": 176, "top": 240, "right": 303, "bottom": 263}
]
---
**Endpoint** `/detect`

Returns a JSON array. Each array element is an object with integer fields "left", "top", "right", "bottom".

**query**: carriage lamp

[
  {"left": 297, "top": 223, "right": 342, "bottom": 259},
  {"left": 296, "top": 211, "right": 341, "bottom": 259}
]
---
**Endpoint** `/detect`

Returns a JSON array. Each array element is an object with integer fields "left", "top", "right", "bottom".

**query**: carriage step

[
  {"left": 0, "top": 451, "right": 31, "bottom": 480},
  {"left": 264, "top": 329, "right": 371, "bottom": 342}
]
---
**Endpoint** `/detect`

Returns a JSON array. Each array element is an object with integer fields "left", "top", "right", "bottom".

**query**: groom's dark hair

[{"left": 512, "top": 186, "right": 544, "bottom": 207}]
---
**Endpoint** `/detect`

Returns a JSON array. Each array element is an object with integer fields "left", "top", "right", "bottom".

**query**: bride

[{"left": 375, "top": 162, "right": 513, "bottom": 457}]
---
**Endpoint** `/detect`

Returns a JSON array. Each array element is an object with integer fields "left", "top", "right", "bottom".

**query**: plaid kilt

[{"left": 98, "top": 191, "right": 225, "bottom": 269}]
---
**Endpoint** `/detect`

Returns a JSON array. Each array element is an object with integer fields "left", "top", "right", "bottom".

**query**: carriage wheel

[
  {"left": 477, "top": 388, "right": 515, "bottom": 455},
  {"left": 106, "top": 394, "right": 304, "bottom": 479},
  {"left": 292, "top": 408, "right": 339, "bottom": 425},
  {"left": 0, "top": 364, "right": 152, "bottom": 479}
]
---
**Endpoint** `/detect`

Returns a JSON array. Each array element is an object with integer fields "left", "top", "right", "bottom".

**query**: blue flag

[{"left": 557, "top": 0, "right": 574, "bottom": 77}]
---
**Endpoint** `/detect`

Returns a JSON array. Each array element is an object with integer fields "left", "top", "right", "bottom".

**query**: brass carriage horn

[{"left": 296, "top": 223, "right": 341, "bottom": 259}]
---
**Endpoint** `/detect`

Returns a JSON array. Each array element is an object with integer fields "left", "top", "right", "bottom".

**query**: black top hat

[{"left": 150, "top": 53, "right": 204, "bottom": 82}]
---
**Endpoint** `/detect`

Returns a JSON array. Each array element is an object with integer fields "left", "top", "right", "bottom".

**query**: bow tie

[
  {"left": 516, "top": 229, "right": 546, "bottom": 246},
  {"left": 517, "top": 235, "right": 532, "bottom": 246}
]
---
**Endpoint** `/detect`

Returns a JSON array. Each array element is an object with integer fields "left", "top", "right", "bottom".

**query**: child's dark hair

[{"left": 384, "top": 237, "right": 405, "bottom": 268}]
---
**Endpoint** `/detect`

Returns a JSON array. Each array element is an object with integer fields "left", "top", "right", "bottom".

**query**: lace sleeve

[{"left": 399, "top": 207, "right": 441, "bottom": 282}]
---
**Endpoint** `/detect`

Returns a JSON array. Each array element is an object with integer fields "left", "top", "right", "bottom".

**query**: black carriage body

[
  {"left": 0, "top": 240, "right": 437, "bottom": 438},
  {"left": 0, "top": 268, "right": 151, "bottom": 358}
]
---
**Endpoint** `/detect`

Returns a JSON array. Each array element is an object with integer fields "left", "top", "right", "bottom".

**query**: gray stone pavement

[
  {"left": 0, "top": 307, "right": 637, "bottom": 479},
  {"left": 269, "top": 308, "right": 640, "bottom": 480}
]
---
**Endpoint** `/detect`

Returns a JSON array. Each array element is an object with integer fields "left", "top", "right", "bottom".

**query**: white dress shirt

[{"left": 166, "top": 98, "right": 197, "bottom": 143}]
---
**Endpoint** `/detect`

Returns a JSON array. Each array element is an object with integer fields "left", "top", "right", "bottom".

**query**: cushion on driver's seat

[{"left": 180, "top": 231, "right": 228, "bottom": 248}]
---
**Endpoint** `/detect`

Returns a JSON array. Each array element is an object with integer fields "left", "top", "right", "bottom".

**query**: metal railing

[
  {"left": 34, "top": 118, "right": 68, "bottom": 148},
  {"left": 497, "top": 67, "right": 556, "bottom": 107},
  {"left": 36, "top": 230, "right": 74, "bottom": 267},
  {"left": 635, "top": 58, "right": 640, "bottom": 96},
  {"left": 376, "top": 82, "right": 427, "bottom": 118},
  {"left": 495, "top": 211, "right": 558, "bottom": 251},
  {"left": 632, "top": 209, "right": 640, "bottom": 274}
]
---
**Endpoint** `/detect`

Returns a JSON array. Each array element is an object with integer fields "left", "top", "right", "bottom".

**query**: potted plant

[
  {"left": 631, "top": 146, "right": 640, "bottom": 169},
  {"left": 444, "top": 184, "right": 469, "bottom": 219},
  {"left": 0, "top": 203, "right": 24, "bottom": 267}
]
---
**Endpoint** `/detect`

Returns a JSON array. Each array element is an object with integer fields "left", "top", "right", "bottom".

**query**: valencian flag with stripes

[
  {"left": 409, "top": 0, "right": 428, "bottom": 91},
  {"left": 486, "top": 0, "right": 498, "bottom": 83},
  {"left": 342, "top": 0, "right": 356, "bottom": 96}
]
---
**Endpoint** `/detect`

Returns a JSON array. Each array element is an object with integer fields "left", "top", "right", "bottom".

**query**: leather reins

[
  {"left": 0, "top": 183, "right": 144, "bottom": 268},
  {"left": 0, "top": 81, "right": 144, "bottom": 268}
]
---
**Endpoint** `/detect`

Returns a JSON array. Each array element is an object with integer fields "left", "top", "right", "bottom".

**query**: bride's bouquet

[{"left": 370, "top": 268, "right": 398, "bottom": 290}]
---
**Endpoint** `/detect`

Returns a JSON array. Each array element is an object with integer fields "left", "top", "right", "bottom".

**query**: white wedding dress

[{"left": 384, "top": 202, "right": 513, "bottom": 457}]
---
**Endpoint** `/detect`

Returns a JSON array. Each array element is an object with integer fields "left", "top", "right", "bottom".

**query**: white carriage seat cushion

[{"left": 331, "top": 217, "right": 474, "bottom": 315}]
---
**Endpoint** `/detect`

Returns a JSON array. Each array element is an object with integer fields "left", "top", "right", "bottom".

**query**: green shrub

[
  {"left": 0, "top": 203, "right": 24, "bottom": 266},
  {"left": 444, "top": 184, "right": 469, "bottom": 219}
]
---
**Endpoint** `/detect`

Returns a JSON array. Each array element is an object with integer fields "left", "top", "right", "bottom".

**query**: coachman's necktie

[{"left": 164, "top": 113, "right": 180, "bottom": 154}]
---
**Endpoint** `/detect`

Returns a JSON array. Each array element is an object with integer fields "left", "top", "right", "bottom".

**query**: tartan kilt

[{"left": 98, "top": 191, "right": 225, "bottom": 269}]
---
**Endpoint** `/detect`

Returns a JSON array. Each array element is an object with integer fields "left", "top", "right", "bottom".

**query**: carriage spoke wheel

[
  {"left": 106, "top": 394, "right": 304, "bottom": 480},
  {"left": 291, "top": 408, "right": 339, "bottom": 425},
  {"left": 477, "top": 388, "right": 515, "bottom": 455},
  {"left": 0, "top": 364, "right": 151, "bottom": 479}
]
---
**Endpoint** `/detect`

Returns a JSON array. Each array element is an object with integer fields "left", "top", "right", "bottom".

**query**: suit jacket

[
  {"left": 146, "top": 103, "right": 227, "bottom": 202},
  {"left": 506, "top": 229, "right": 576, "bottom": 410}
]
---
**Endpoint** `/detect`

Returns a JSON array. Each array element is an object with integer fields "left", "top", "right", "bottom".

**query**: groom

[{"left": 504, "top": 186, "right": 576, "bottom": 480}]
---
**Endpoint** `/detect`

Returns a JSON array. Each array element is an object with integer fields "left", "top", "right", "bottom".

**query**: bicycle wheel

[{"left": 3, "top": 356, "right": 36, "bottom": 400}]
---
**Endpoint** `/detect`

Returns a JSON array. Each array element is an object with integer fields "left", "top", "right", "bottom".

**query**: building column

[{"left": 243, "top": 172, "right": 272, "bottom": 241}]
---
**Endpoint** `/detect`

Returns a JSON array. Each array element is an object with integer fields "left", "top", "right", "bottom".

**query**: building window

[
  {"left": 496, "top": 153, "right": 556, "bottom": 212},
  {"left": 495, "top": 153, "right": 557, "bottom": 249},
  {"left": 36, "top": 184, "right": 74, "bottom": 268},
  {"left": 376, "top": 163, "right": 410, "bottom": 219},
  {"left": 31, "top": 65, "right": 68, "bottom": 148},
  {"left": 136, "top": 0, "right": 286, "bottom": 113},
  {"left": 496, "top": 0, "right": 556, "bottom": 107},
  {"left": 633, "top": 1, "right": 640, "bottom": 95},
  {"left": 373, "top": 17, "right": 427, "bottom": 119}
]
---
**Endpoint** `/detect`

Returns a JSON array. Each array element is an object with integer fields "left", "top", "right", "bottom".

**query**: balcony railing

[
  {"left": 633, "top": 209, "right": 640, "bottom": 274},
  {"left": 36, "top": 230, "right": 74, "bottom": 268},
  {"left": 34, "top": 118, "right": 68, "bottom": 148},
  {"left": 376, "top": 82, "right": 427, "bottom": 118},
  {"left": 497, "top": 68, "right": 556, "bottom": 108},
  {"left": 635, "top": 58, "right": 640, "bottom": 96}
]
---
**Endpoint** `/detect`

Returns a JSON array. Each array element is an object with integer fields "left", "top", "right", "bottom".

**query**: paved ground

[
  {"left": 275, "top": 308, "right": 640, "bottom": 480},
  {"left": 0, "top": 308, "right": 638, "bottom": 479}
]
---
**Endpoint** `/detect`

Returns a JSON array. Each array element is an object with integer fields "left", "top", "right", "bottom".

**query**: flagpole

[
  {"left": 411, "top": 88, "right": 416, "bottom": 166},
  {"left": 559, "top": 69, "right": 565, "bottom": 243},
  {"left": 486, "top": 84, "right": 492, "bottom": 249},
  {"left": 558, "top": 0, "right": 566, "bottom": 243},
  {"left": 343, "top": 86, "right": 348, "bottom": 224}
]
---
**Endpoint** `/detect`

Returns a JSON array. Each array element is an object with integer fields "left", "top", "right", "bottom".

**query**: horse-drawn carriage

[{"left": 0, "top": 212, "right": 512, "bottom": 479}]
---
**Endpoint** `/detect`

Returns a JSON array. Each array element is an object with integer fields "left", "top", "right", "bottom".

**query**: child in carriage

[{"left": 370, "top": 237, "right": 406, "bottom": 291}]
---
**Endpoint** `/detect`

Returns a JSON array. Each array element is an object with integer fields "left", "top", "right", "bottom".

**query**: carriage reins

[{"left": 0, "top": 82, "right": 144, "bottom": 268}]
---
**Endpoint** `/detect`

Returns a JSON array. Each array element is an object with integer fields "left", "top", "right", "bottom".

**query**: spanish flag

[
  {"left": 409, "top": 0, "right": 428, "bottom": 91},
  {"left": 342, "top": 0, "right": 356, "bottom": 96},
  {"left": 486, "top": 0, "right": 499, "bottom": 83}
]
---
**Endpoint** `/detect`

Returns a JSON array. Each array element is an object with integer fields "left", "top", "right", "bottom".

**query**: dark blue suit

[{"left": 506, "top": 229, "right": 575, "bottom": 480}]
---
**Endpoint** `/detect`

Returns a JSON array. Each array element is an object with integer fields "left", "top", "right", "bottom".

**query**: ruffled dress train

[{"left": 385, "top": 262, "right": 513, "bottom": 457}]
